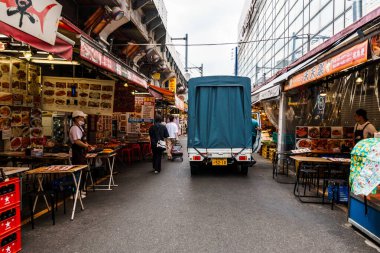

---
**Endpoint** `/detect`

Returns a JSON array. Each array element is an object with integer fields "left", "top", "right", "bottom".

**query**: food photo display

[
  {"left": 295, "top": 126, "right": 354, "bottom": 152},
  {"left": 42, "top": 77, "right": 115, "bottom": 115}
]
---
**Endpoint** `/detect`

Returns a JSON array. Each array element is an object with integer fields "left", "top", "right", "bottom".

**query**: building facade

[{"left": 238, "top": 0, "right": 380, "bottom": 87}]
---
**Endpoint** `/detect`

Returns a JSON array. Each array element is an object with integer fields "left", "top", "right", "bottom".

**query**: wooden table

[
  {"left": 0, "top": 152, "right": 70, "bottom": 167},
  {"left": 26, "top": 165, "right": 87, "bottom": 220}
]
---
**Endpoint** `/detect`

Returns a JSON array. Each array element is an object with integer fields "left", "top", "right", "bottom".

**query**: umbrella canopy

[{"left": 350, "top": 138, "right": 380, "bottom": 196}]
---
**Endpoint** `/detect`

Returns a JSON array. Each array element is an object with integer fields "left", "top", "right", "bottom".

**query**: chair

[{"left": 294, "top": 163, "right": 319, "bottom": 200}]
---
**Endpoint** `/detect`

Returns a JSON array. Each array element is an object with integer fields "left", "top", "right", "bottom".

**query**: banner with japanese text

[{"left": 285, "top": 40, "right": 368, "bottom": 91}]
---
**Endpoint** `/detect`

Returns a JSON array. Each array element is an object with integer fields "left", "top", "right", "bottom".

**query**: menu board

[
  {"left": 42, "top": 77, "right": 115, "bottom": 115},
  {"left": 0, "top": 58, "right": 40, "bottom": 107},
  {"left": 295, "top": 126, "right": 354, "bottom": 151},
  {"left": 0, "top": 58, "right": 11, "bottom": 93}
]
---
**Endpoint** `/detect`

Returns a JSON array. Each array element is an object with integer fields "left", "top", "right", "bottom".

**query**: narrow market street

[{"left": 22, "top": 139, "right": 378, "bottom": 253}]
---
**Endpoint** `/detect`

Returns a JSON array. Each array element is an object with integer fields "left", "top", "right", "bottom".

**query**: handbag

[
  {"left": 154, "top": 125, "right": 166, "bottom": 150},
  {"left": 157, "top": 140, "right": 166, "bottom": 150}
]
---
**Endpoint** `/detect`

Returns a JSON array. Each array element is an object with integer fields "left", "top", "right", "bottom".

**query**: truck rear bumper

[{"left": 188, "top": 148, "right": 253, "bottom": 164}]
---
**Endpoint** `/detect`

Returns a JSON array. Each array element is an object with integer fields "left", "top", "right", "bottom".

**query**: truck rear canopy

[{"left": 188, "top": 76, "right": 252, "bottom": 149}]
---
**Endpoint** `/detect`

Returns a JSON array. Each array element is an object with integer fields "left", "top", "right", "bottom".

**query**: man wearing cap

[{"left": 70, "top": 110, "right": 92, "bottom": 165}]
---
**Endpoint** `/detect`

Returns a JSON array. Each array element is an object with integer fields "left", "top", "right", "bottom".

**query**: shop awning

[
  {"left": 252, "top": 84, "right": 280, "bottom": 105},
  {"left": 148, "top": 88, "right": 163, "bottom": 100},
  {"left": 148, "top": 84, "right": 175, "bottom": 104},
  {"left": 0, "top": 21, "right": 73, "bottom": 60}
]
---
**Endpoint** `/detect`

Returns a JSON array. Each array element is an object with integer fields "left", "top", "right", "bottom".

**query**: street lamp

[{"left": 171, "top": 34, "right": 188, "bottom": 72}]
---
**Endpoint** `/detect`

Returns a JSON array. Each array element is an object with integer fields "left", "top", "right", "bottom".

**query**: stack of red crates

[{"left": 0, "top": 178, "right": 21, "bottom": 253}]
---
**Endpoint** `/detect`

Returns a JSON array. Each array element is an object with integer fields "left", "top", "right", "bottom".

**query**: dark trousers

[
  {"left": 152, "top": 147, "right": 163, "bottom": 172},
  {"left": 252, "top": 136, "right": 257, "bottom": 150}
]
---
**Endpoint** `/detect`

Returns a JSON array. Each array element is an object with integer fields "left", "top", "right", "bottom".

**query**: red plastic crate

[
  {"left": 0, "top": 228, "right": 21, "bottom": 253},
  {"left": 0, "top": 179, "right": 20, "bottom": 211},
  {"left": 0, "top": 204, "right": 20, "bottom": 237}
]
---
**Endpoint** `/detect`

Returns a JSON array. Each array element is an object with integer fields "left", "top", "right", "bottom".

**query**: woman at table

[
  {"left": 354, "top": 109, "right": 377, "bottom": 144},
  {"left": 69, "top": 110, "right": 93, "bottom": 165},
  {"left": 149, "top": 114, "right": 169, "bottom": 174}
]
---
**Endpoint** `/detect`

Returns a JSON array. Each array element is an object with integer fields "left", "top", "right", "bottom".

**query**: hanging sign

[
  {"left": 252, "top": 85, "right": 280, "bottom": 104},
  {"left": 168, "top": 78, "right": 177, "bottom": 93},
  {"left": 80, "top": 39, "right": 148, "bottom": 89},
  {"left": 0, "top": 0, "right": 62, "bottom": 45},
  {"left": 285, "top": 40, "right": 368, "bottom": 91}
]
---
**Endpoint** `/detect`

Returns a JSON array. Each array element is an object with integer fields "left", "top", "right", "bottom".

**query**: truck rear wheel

[
  {"left": 239, "top": 165, "right": 248, "bottom": 176},
  {"left": 190, "top": 162, "right": 199, "bottom": 175},
  {"left": 190, "top": 165, "right": 198, "bottom": 175}
]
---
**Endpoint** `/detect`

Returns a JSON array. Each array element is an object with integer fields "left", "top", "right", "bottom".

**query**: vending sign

[
  {"left": 285, "top": 40, "right": 368, "bottom": 91},
  {"left": 0, "top": 0, "right": 62, "bottom": 45}
]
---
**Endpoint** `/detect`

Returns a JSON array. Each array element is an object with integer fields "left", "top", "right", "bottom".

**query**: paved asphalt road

[{"left": 22, "top": 139, "right": 379, "bottom": 253}]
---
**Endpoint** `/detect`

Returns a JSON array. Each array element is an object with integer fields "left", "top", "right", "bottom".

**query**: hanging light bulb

[
  {"left": 124, "top": 83, "right": 128, "bottom": 87},
  {"left": 23, "top": 51, "right": 32, "bottom": 61},
  {"left": 356, "top": 76, "right": 363, "bottom": 84}
]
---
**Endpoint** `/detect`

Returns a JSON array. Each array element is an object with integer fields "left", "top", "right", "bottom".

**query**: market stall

[
  {"left": 252, "top": 84, "right": 280, "bottom": 159},
  {"left": 281, "top": 39, "right": 376, "bottom": 155}
]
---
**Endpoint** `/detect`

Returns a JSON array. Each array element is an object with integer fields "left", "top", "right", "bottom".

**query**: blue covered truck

[{"left": 187, "top": 76, "right": 253, "bottom": 175}]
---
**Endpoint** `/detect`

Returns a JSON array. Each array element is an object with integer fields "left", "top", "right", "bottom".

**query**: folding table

[{"left": 26, "top": 165, "right": 87, "bottom": 220}]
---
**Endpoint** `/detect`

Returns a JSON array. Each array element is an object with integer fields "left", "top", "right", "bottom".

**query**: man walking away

[
  {"left": 166, "top": 115, "right": 179, "bottom": 160},
  {"left": 149, "top": 115, "right": 169, "bottom": 174}
]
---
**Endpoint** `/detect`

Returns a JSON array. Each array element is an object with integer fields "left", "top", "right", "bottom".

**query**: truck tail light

[
  {"left": 238, "top": 156, "right": 247, "bottom": 161},
  {"left": 193, "top": 155, "right": 202, "bottom": 161}
]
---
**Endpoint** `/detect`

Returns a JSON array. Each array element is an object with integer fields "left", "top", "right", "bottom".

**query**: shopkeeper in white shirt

[
  {"left": 69, "top": 110, "right": 93, "bottom": 165},
  {"left": 354, "top": 109, "right": 377, "bottom": 144}
]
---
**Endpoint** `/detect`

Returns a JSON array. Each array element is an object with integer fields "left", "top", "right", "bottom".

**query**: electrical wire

[{"left": 113, "top": 34, "right": 315, "bottom": 47}]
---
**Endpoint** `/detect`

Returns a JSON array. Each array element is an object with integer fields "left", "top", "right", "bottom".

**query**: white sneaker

[{"left": 154, "top": 171, "right": 159, "bottom": 174}]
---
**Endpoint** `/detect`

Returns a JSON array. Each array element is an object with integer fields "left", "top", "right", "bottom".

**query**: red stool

[
  {"left": 121, "top": 148, "right": 132, "bottom": 165},
  {"left": 142, "top": 143, "right": 152, "bottom": 159},
  {"left": 130, "top": 144, "right": 142, "bottom": 161}
]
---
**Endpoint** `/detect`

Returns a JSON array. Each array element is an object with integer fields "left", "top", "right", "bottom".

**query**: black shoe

[{"left": 252, "top": 160, "right": 257, "bottom": 166}]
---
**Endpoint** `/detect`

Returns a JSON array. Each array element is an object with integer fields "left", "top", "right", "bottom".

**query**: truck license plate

[{"left": 212, "top": 159, "right": 227, "bottom": 166}]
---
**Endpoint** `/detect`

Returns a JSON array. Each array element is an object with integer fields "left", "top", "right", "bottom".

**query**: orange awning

[{"left": 148, "top": 84, "right": 174, "bottom": 103}]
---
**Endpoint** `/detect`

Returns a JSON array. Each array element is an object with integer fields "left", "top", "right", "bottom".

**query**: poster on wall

[{"left": 42, "top": 77, "right": 115, "bottom": 115}]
